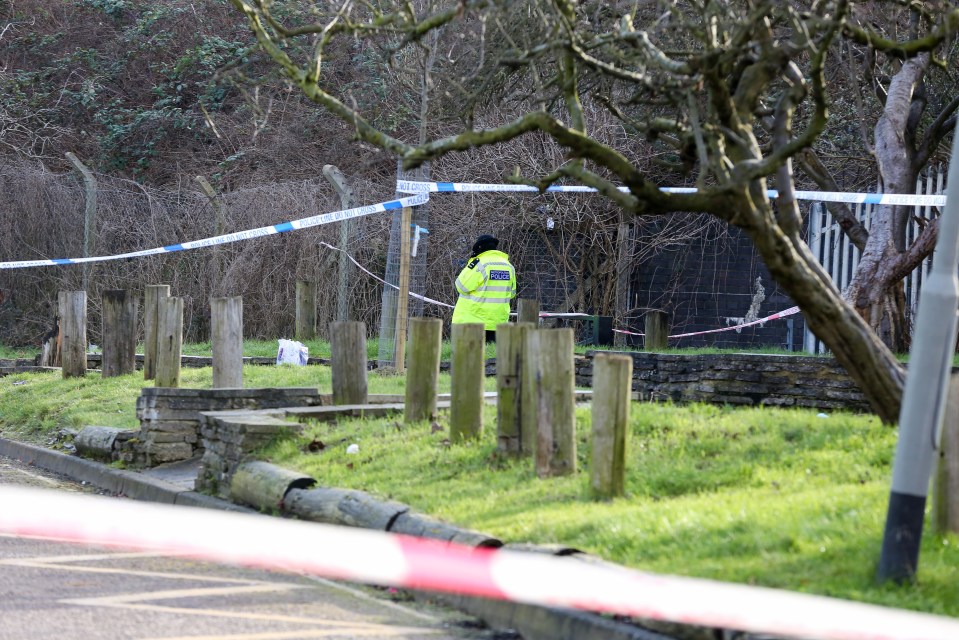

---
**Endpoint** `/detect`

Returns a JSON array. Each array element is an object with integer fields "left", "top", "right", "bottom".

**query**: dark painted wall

[{"left": 625, "top": 223, "right": 805, "bottom": 351}]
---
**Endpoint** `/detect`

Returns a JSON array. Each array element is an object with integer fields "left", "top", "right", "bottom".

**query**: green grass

[
  {"left": 179, "top": 339, "right": 814, "bottom": 360},
  {"left": 2, "top": 339, "right": 820, "bottom": 363},
  {"left": 0, "top": 337, "right": 933, "bottom": 363},
  {"left": 0, "top": 364, "right": 495, "bottom": 442},
  {"left": 176, "top": 339, "right": 501, "bottom": 361},
  {"left": 0, "top": 344, "right": 40, "bottom": 359},
  {"left": 258, "top": 402, "right": 959, "bottom": 617}
]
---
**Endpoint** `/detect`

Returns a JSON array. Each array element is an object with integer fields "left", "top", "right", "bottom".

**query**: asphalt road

[{"left": 0, "top": 456, "right": 515, "bottom": 640}]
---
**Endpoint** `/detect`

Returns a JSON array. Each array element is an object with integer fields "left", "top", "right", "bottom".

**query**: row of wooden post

[
  {"left": 57, "top": 287, "right": 245, "bottom": 390},
  {"left": 326, "top": 317, "right": 632, "bottom": 499},
  {"left": 53, "top": 287, "right": 957, "bottom": 517}
]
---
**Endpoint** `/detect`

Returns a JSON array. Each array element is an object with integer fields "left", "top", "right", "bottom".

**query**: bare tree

[
  {"left": 799, "top": 2, "right": 959, "bottom": 352},
  {"left": 228, "top": 0, "right": 959, "bottom": 423}
]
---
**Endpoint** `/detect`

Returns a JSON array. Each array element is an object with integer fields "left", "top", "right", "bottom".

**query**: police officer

[{"left": 452, "top": 234, "right": 517, "bottom": 342}]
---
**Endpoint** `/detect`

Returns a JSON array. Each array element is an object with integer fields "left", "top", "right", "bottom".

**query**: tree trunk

[
  {"left": 840, "top": 53, "right": 930, "bottom": 354},
  {"left": 845, "top": 235, "right": 911, "bottom": 354},
  {"left": 742, "top": 198, "right": 905, "bottom": 424}
]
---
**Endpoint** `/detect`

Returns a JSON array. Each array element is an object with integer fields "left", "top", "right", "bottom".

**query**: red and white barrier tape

[
  {"left": 2, "top": 487, "right": 958, "bottom": 640},
  {"left": 614, "top": 306, "right": 801, "bottom": 339}
]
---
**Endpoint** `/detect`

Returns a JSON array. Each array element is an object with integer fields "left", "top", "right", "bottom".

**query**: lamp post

[{"left": 877, "top": 144, "right": 959, "bottom": 582}]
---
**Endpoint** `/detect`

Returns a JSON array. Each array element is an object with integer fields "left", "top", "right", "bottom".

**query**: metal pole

[{"left": 877, "top": 143, "right": 959, "bottom": 583}]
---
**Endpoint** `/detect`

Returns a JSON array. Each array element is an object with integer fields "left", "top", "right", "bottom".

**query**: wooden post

[
  {"left": 933, "top": 374, "right": 959, "bottom": 535},
  {"left": 496, "top": 322, "right": 534, "bottom": 454},
  {"left": 144, "top": 285, "right": 170, "bottom": 380},
  {"left": 66, "top": 152, "right": 97, "bottom": 294},
  {"left": 155, "top": 296, "right": 184, "bottom": 388},
  {"left": 394, "top": 206, "right": 413, "bottom": 372},
  {"left": 450, "top": 323, "right": 485, "bottom": 443},
  {"left": 517, "top": 298, "right": 540, "bottom": 325},
  {"left": 330, "top": 321, "right": 368, "bottom": 405},
  {"left": 323, "top": 164, "right": 356, "bottom": 323},
  {"left": 101, "top": 289, "right": 137, "bottom": 377},
  {"left": 405, "top": 318, "right": 442, "bottom": 423},
  {"left": 645, "top": 310, "right": 669, "bottom": 351},
  {"left": 590, "top": 353, "right": 633, "bottom": 499},
  {"left": 295, "top": 280, "right": 317, "bottom": 341},
  {"left": 520, "top": 324, "right": 539, "bottom": 456},
  {"left": 534, "top": 328, "right": 576, "bottom": 477},
  {"left": 59, "top": 291, "right": 87, "bottom": 379},
  {"left": 39, "top": 316, "right": 60, "bottom": 368},
  {"left": 614, "top": 222, "right": 632, "bottom": 348},
  {"left": 211, "top": 296, "right": 243, "bottom": 389}
]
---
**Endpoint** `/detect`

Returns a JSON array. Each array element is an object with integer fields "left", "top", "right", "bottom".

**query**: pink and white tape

[
  {"left": 613, "top": 305, "right": 802, "bottom": 339},
  {"left": 1, "top": 486, "right": 958, "bottom": 640}
]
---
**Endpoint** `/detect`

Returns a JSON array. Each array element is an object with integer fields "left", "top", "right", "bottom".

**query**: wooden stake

[
  {"left": 155, "top": 296, "right": 183, "bottom": 388},
  {"left": 496, "top": 322, "right": 533, "bottom": 455},
  {"left": 144, "top": 285, "right": 170, "bottom": 380},
  {"left": 933, "top": 374, "right": 959, "bottom": 534},
  {"left": 211, "top": 296, "right": 243, "bottom": 389},
  {"left": 590, "top": 353, "right": 633, "bottom": 499},
  {"left": 517, "top": 298, "right": 540, "bottom": 325},
  {"left": 534, "top": 328, "right": 576, "bottom": 477},
  {"left": 405, "top": 318, "right": 442, "bottom": 423},
  {"left": 520, "top": 324, "right": 539, "bottom": 456},
  {"left": 645, "top": 310, "right": 669, "bottom": 351},
  {"left": 101, "top": 289, "right": 137, "bottom": 377},
  {"left": 330, "top": 321, "right": 368, "bottom": 405},
  {"left": 450, "top": 323, "right": 485, "bottom": 442},
  {"left": 59, "top": 291, "right": 87, "bottom": 379},
  {"left": 295, "top": 280, "right": 317, "bottom": 341}
]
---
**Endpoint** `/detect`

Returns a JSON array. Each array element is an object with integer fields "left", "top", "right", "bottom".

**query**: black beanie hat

[{"left": 472, "top": 234, "right": 499, "bottom": 255}]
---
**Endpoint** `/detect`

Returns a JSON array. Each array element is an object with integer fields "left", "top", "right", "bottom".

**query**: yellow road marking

[
  {"left": 139, "top": 628, "right": 440, "bottom": 639},
  {"left": 4, "top": 549, "right": 443, "bottom": 637},
  {"left": 64, "top": 583, "right": 301, "bottom": 604},
  {"left": 307, "top": 576, "right": 438, "bottom": 623},
  {"left": 58, "top": 598, "right": 427, "bottom": 631},
  {"left": 0, "top": 549, "right": 171, "bottom": 563},
  {"left": 1, "top": 557, "right": 280, "bottom": 584}
]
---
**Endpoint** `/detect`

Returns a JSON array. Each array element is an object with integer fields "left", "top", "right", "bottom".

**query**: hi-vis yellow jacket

[{"left": 451, "top": 249, "right": 517, "bottom": 330}]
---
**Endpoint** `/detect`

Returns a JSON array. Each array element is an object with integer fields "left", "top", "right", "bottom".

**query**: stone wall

[
  {"left": 577, "top": 351, "right": 871, "bottom": 412},
  {"left": 131, "top": 387, "right": 321, "bottom": 466},
  {"left": 196, "top": 411, "right": 305, "bottom": 499}
]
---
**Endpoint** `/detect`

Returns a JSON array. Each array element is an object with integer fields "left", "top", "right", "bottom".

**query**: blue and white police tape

[
  {"left": 396, "top": 180, "right": 947, "bottom": 207},
  {"left": 0, "top": 193, "right": 429, "bottom": 270}
]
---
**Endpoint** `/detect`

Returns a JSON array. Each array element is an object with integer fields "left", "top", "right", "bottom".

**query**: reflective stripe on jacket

[{"left": 451, "top": 249, "right": 517, "bottom": 330}]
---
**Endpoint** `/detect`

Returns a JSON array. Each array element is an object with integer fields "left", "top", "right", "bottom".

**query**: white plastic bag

[{"left": 276, "top": 339, "right": 309, "bottom": 366}]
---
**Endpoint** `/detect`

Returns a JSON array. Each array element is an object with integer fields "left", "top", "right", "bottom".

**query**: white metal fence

[{"left": 804, "top": 167, "right": 945, "bottom": 353}]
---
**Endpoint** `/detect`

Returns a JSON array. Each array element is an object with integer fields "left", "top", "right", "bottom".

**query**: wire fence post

[
  {"left": 378, "top": 162, "right": 430, "bottom": 368},
  {"left": 65, "top": 152, "right": 97, "bottom": 294},
  {"left": 323, "top": 165, "right": 356, "bottom": 323}
]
